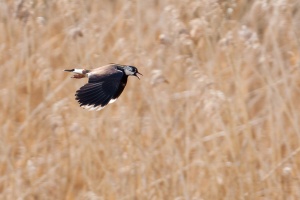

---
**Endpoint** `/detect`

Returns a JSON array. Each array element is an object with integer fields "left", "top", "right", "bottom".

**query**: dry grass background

[{"left": 0, "top": 0, "right": 300, "bottom": 199}]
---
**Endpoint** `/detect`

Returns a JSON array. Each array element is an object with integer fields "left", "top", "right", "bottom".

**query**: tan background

[{"left": 1, "top": 0, "right": 300, "bottom": 199}]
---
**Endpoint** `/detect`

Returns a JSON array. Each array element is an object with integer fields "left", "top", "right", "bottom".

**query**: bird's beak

[{"left": 135, "top": 72, "right": 143, "bottom": 80}]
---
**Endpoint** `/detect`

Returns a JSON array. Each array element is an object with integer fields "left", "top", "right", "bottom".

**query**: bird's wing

[{"left": 75, "top": 70, "right": 124, "bottom": 110}]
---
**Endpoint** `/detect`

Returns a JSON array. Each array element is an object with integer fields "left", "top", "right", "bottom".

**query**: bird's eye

[{"left": 129, "top": 66, "right": 136, "bottom": 72}]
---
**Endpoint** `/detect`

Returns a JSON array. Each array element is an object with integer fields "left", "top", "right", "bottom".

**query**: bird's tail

[{"left": 64, "top": 68, "right": 90, "bottom": 79}]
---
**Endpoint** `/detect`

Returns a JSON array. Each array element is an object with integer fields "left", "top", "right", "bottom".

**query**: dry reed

[{"left": 1, "top": 0, "right": 300, "bottom": 199}]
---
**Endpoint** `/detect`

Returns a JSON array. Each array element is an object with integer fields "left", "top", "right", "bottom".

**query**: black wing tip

[{"left": 75, "top": 91, "right": 111, "bottom": 109}]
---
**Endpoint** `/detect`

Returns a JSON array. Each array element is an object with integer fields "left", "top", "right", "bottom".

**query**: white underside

[
  {"left": 81, "top": 105, "right": 104, "bottom": 111},
  {"left": 81, "top": 99, "right": 117, "bottom": 111},
  {"left": 108, "top": 99, "right": 117, "bottom": 104}
]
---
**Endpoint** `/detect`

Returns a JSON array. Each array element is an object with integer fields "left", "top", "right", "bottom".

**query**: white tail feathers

[{"left": 73, "top": 69, "right": 85, "bottom": 74}]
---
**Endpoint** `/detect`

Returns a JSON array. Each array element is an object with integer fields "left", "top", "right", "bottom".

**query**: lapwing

[{"left": 64, "top": 64, "right": 142, "bottom": 111}]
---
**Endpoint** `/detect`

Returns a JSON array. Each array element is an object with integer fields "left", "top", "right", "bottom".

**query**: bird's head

[{"left": 124, "top": 66, "right": 143, "bottom": 79}]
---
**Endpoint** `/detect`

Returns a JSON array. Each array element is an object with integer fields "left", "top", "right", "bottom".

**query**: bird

[{"left": 64, "top": 63, "right": 142, "bottom": 111}]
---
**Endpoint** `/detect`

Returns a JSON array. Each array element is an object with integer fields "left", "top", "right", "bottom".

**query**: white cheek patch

[{"left": 124, "top": 69, "right": 135, "bottom": 75}]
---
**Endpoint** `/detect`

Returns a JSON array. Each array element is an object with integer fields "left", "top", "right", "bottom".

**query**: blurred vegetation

[{"left": 0, "top": 0, "right": 300, "bottom": 199}]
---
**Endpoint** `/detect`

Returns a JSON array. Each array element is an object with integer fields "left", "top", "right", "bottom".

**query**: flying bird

[{"left": 64, "top": 63, "right": 142, "bottom": 111}]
